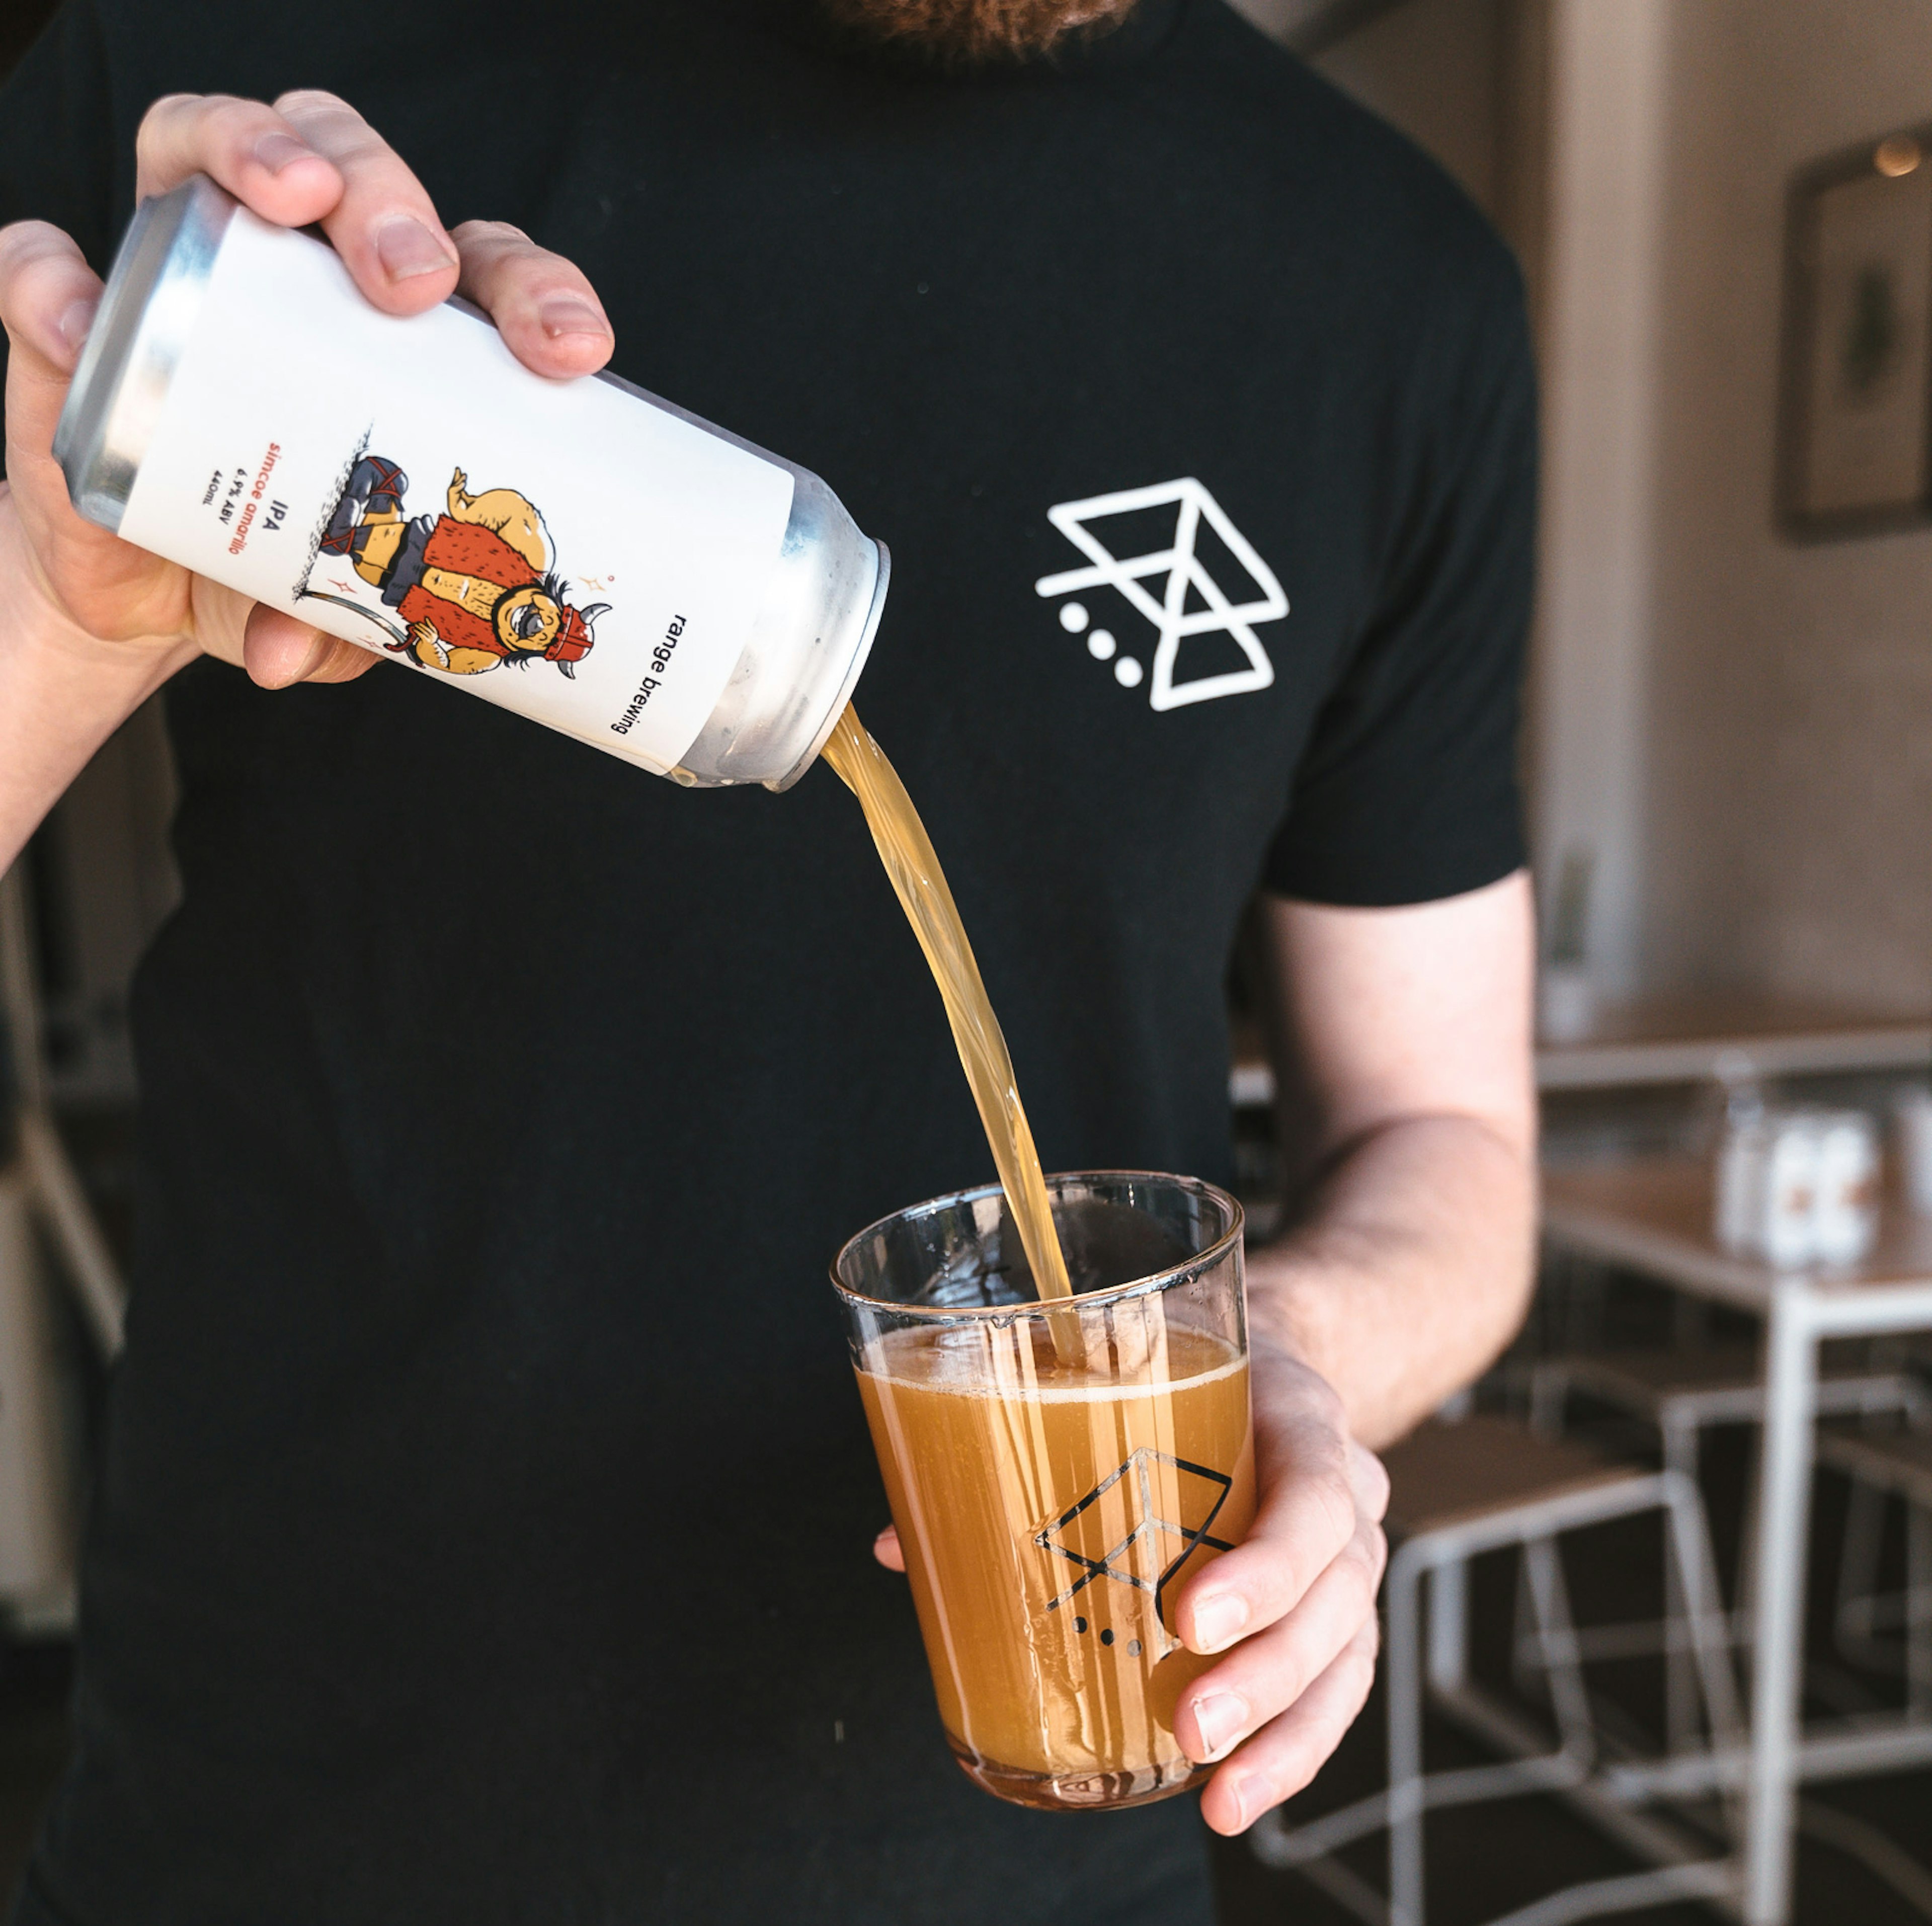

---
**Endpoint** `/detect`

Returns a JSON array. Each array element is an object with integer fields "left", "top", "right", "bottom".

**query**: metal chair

[
  {"left": 1251, "top": 1414, "right": 1742, "bottom": 1926},
  {"left": 1528, "top": 1345, "right": 1926, "bottom": 1750},
  {"left": 1, "top": 863, "right": 126, "bottom": 1359},
  {"left": 0, "top": 862, "right": 131, "bottom": 1632},
  {"left": 1816, "top": 1424, "right": 1932, "bottom": 1718}
]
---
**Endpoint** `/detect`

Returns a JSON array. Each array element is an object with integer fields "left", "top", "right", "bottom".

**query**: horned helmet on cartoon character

[{"left": 315, "top": 455, "right": 607, "bottom": 677}]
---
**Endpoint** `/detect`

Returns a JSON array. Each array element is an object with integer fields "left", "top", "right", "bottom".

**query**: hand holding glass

[{"left": 834, "top": 1171, "right": 1254, "bottom": 1811}]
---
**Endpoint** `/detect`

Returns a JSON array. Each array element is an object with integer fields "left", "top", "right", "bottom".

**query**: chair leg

[
  {"left": 1522, "top": 1536, "right": 1595, "bottom": 1763},
  {"left": 1732, "top": 1420, "right": 1762, "bottom": 1656},
  {"left": 1660, "top": 1469, "right": 1747, "bottom": 1839},
  {"left": 1509, "top": 1539, "right": 1544, "bottom": 1704},
  {"left": 1833, "top": 1476, "right": 1888, "bottom": 1657},
  {"left": 1429, "top": 1558, "right": 1469, "bottom": 1695},
  {"left": 1660, "top": 1415, "right": 1701, "bottom": 1755},
  {"left": 1529, "top": 1362, "right": 1568, "bottom": 1439},
  {"left": 1908, "top": 1501, "right": 1932, "bottom": 1720},
  {"left": 1672, "top": 1291, "right": 1708, "bottom": 1355},
  {"left": 1387, "top": 1548, "right": 1427, "bottom": 1926}
]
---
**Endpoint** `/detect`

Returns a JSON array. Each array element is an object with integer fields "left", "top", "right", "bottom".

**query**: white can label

[{"left": 120, "top": 209, "right": 795, "bottom": 776}]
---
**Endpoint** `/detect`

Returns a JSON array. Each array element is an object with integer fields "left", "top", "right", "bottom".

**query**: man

[{"left": 0, "top": 2, "right": 1537, "bottom": 1919}]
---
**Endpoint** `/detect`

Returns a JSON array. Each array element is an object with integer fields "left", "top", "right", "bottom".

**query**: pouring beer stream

[{"left": 821, "top": 707, "right": 1077, "bottom": 1320}]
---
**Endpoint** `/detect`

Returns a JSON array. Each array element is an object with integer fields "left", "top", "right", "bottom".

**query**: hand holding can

[
  {"left": 1, "top": 90, "right": 609, "bottom": 692},
  {"left": 7, "top": 91, "right": 886, "bottom": 807}
]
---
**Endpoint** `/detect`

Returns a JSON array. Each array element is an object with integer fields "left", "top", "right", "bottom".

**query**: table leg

[{"left": 1744, "top": 1287, "right": 1816, "bottom": 1926}]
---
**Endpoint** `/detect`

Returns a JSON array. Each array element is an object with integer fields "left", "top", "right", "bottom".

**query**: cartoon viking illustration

[{"left": 316, "top": 456, "right": 607, "bottom": 677}]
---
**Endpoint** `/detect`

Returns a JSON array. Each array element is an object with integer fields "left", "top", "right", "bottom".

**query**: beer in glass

[{"left": 834, "top": 1171, "right": 1253, "bottom": 1811}]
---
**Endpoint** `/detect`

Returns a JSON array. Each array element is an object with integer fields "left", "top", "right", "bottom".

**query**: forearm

[
  {"left": 1245, "top": 1111, "right": 1537, "bottom": 1450},
  {"left": 0, "top": 490, "right": 193, "bottom": 871}
]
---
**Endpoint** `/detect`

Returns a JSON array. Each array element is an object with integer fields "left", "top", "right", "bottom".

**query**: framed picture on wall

[{"left": 1778, "top": 125, "right": 1932, "bottom": 539}]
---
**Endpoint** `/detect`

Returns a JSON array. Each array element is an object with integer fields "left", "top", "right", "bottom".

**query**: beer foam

[{"left": 860, "top": 1322, "right": 1244, "bottom": 1403}]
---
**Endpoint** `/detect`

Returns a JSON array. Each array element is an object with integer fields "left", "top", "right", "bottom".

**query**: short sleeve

[
  {"left": 0, "top": 0, "right": 118, "bottom": 477},
  {"left": 1262, "top": 246, "right": 1535, "bottom": 908}
]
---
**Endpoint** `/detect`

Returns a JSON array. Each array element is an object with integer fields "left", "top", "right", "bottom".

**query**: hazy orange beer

[{"left": 834, "top": 1173, "right": 1254, "bottom": 1811}]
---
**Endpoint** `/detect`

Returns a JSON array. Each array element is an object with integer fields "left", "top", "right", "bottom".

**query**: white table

[
  {"left": 1542, "top": 1157, "right": 1932, "bottom": 1926},
  {"left": 1230, "top": 996, "right": 1932, "bottom": 1108},
  {"left": 1533, "top": 995, "right": 1931, "bottom": 1092}
]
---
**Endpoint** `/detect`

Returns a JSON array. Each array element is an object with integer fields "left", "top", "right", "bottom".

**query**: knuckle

[
  {"left": 0, "top": 219, "right": 52, "bottom": 272},
  {"left": 1352, "top": 1443, "right": 1392, "bottom": 1516},
  {"left": 277, "top": 92, "right": 390, "bottom": 160},
  {"left": 1281, "top": 1653, "right": 1315, "bottom": 1709},
  {"left": 455, "top": 219, "right": 535, "bottom": 254},
  {"left": 528, "top": 252, "right": 594, "bottom": 289},
  {"left": 274, "top": 87, "right": 353, "bottom": 119},
  {"left": 1363, "top": 1523, "right": 1390, "bottom": 1586},
  {"left": 1340, "top": 1535, "right": 1382, "bottom": 1601},
  {"left": 136, "top": 93, "right": 200, "bottom": 134},
  {"left": 1307, "top": 1377, "right": 1348, "bottom": 1431},
  {"left": 1309, "top": 1465, "right": 1357, "bottom": 1546},
  {"left": 1340, "top": 1642, "right": 1380, "bottom": 1698},
  {"left": 204, "top": 95, "right": 273, "bottom": 142},
  {"left": 1247, "top": 1634, "right": 1310, "bottom": 1710},
  {"left": 0, "top": 228, "right": 85, "bottom": 310}
]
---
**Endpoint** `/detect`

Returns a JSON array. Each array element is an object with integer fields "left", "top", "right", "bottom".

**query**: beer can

[
  {"left": 1714, "top": 1117, "right": 1768, "bottom": 1257},
  {"left": 1716, "top": 1107, "right": 1880, "bottom": 1269},
  {"left": 53, "top": 175, "right": 889, "bottom": 791},
  {"left": 1810, "top": 1109, "right": 1879, "bottom": 1266},
  {"left": 1758, "top": 1112, "right": 1822, "bottom": 1270}
]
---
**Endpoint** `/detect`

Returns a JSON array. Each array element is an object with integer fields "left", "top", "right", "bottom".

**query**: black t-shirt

[{"left": 0, "top": 3, "right": 1532, "bottom": 1920}]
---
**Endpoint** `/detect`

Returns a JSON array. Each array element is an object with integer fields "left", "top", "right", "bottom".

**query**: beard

[{"left": 817, "top": 0, "right": 1142, "bottom": 64}]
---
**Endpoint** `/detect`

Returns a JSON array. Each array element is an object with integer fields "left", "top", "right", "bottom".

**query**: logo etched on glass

[{"left": 1033, "top": 1446, "right": 1235, "bottom": 1653}]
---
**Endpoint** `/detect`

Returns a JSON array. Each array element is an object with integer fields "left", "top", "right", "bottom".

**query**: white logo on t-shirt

[{"left": 1034, "top": 479, "right": 1287, "bottom": 709}]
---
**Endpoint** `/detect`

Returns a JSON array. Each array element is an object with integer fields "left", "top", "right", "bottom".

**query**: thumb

[
  {"left": 243, "top": 603, "right": 377, "bottom": 687},
  {"left": 872, "top": 1525, "right": 906, "bottom": 1573}
]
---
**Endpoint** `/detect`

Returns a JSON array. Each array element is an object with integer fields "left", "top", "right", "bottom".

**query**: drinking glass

[{"left": 833, "top": 1171, "right": 1253, "bottom": 1811}]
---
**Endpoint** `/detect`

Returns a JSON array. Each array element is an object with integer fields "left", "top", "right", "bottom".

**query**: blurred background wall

[
  {"left": 1643, "top": 0, "right": 1932, "bottom": 1014},
  {"left": 1248, "top": 0, "right": 1932, "bottom": 1023}
]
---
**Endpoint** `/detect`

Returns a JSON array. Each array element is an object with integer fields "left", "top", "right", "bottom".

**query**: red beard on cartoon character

[{"left": 819, "top": 0, "right": 1142, "bottom": 63}]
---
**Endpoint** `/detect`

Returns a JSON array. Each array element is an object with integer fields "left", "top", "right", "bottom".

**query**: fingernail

[
  {"left": 254, "top": 131, "right": 319, "bottom": 176},
  {"left": 54, "top": 295, "right": 99, "bottom": 357},
  {"left": 375, "top": 216, "right": 456, "bottom": 283},
  {"left": 1191, "top": 1692, "right": 1250, "bottom": 1761},
  {"left": 1225, "top": 1773, "right": 1266, "bottom": 1831},
  {"left": 292, "top": 633, "right": 335, "bottom": 684},
  {"left": 538, "top": 294, "right": 610, "bottom": 341},
  {"left": 249, "top": 633, "right": 325, "bottom": 691},
  {"left": 1191, "top": 1594, "right": 1249, "bottom": 1653}
]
